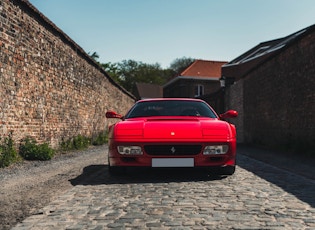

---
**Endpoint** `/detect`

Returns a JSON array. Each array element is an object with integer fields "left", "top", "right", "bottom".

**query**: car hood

[{"left": 114, "top": 117, "right": 232, "bottom": 140}]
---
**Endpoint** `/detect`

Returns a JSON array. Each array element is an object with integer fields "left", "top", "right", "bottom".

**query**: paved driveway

[{"left": 13, "top": 150, "right": 315, "bottom": 229}]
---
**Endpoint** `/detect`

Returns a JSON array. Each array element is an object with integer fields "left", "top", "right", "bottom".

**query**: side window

[{"left": 194, "top": 84, "right": 204, "bottom": 97}]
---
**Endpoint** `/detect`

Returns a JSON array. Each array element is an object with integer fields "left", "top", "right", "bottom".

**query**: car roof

[{"left": 137, "top": 98, "right": 206, "bottom": 103}]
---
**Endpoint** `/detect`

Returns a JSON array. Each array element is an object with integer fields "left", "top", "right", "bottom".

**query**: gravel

[{"left": 0, "top": 145, "right": 107, "bottom": 230}]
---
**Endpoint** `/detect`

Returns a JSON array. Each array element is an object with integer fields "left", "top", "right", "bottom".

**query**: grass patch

[{"left": 0, "top": 133, "right": 19, "bottom": 168}]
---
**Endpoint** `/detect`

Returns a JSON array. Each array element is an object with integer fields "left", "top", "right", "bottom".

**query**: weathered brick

[{"left": 0, "top": 0, "right": 135, "bottom": 148}]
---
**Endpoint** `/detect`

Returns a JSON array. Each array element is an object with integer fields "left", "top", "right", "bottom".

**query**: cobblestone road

[{"left": 13, "top": 150, "right": 315, "bottom": 230}]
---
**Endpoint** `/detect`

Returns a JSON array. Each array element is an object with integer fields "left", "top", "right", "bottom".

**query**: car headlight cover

[
  {"left": 203, "top": 145, "right": 229, "bottom": 155},
  {"left": 117, "top": 146, "right": 143, "bottom": 155}
]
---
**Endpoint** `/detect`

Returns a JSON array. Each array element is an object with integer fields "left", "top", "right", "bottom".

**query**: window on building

[{"left": 194, "top": 84, "right": 204, "bottom": 97}]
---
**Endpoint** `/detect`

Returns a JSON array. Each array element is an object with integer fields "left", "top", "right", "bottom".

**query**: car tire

[
  {"left": 108, "top": 165, "right": 124, "bottom": 176},
  {"left": 210, "top": 165, "right": 235, "bottom": 176},
  {"left": 219, "top": 165, "right": 235, "bottom": 175},
  {"left": 108, "top": 156, "right": 122, "bottom": 176}
]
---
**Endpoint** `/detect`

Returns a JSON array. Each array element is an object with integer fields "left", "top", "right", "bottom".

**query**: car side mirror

[
  {"left": 220, "top": 110, "right": 238, "bottom": 119},
  {"left": 106, "top": 111, "right": 123, "bottom": 119}
]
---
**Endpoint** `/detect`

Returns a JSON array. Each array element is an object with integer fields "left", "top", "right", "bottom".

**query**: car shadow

[
  {"left": 69, "top": 159, "right": 315, "bottom": 208},
  {"left": 69, "top": 164, "right": 226, "bottom": 186},
  {"left": 237, "top": 152, "right": 315, "bottom": 208}
]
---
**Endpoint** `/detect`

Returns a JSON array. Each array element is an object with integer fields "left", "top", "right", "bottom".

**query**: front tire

[
  {"left": 210, "top": 165, "right": 235, "bottom": 176},
  {"left": 108, "top": 165, "right": 124, "bottom": 176},
  {"left": 108, "top": 157, "right": 126, "bottom": 176}
]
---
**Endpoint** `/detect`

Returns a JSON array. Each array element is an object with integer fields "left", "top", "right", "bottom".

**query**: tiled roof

[
  {"left": 180, "top": 60, "right": 227, "bottom": 78},
  {"left": 163, "top": 59, "right": 227, "bottom": 88}
]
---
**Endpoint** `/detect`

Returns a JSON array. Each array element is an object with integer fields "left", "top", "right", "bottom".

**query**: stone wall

[{"left": 0, "top": 0, "right": 135, "bottom": 148}]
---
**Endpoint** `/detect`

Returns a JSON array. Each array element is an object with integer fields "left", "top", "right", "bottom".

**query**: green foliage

[
  {"left": 92, "top": 131, "right": 108, "bottom": 146},
  {"left": 106, "top": 57, "right": 195, "bottom": 95},
  {"left": 60, "top": 138, "right": 74, "bottom": 151},
  {"left": 88, "top": 52, "right": 195, "bottom": 96},
  {"left": 19, "top": 137, "right": 55, "bottom": 161},
  {"left": 89, "top": 51, "right": 100, "bottom": 61},
  {"left": 60, "top": 135, "right": 90, "bottom": 151},
  {"left": 111, "top": 60, "right": 168, "bottom": 95},
  {"left": 0, "top": 133, "right": 18, "bottom": 168},
  {"left": 73, "top": 135, "right": 90, "bottom": 150},
  {"left": 169, "top": 56, "right": 195, "bottom": 74},
  {"left": 88, "top": 51, "right": 197, "bottom": 96},
  {"left": 101, "top": 62, "right": 120, "bottom": 83}
]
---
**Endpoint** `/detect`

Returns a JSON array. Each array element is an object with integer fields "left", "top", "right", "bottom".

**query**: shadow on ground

[
  {"left": 237, "top": 145, "right": 315, "bottom": 208},
  {"left": 69, "top": 165, "right": 225, "bottom": 186},
  {"left": 69, "top": 145, "right": 315, "bottom": 208}
]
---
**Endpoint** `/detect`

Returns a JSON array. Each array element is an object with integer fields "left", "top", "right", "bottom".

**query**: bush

[
  {"left": 60, "top": 134, "right": 90, "bottom": 151},
  {"left": 60, "top": 138, "right": 74, "bottom": 151},
  {"left": 0, "top": 134, "right": 18, "bottom": 168},
  {"left": 92, "top": 131, "right": 108, "bottom": 146},
  {"left": 19, "top": 137, "right": 55, "bottom": 161},
  {"left": 73, "top": 135, "right": 90, "bottom": 150}
]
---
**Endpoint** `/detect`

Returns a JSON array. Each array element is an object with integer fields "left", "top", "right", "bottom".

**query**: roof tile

[{"left": 180, "top": 60, "right": 227, "bottom": 78}]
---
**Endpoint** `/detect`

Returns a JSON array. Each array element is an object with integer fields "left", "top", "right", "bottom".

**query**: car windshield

[{"left": 125, "top": 100, "right": 217, "bottom": 118}]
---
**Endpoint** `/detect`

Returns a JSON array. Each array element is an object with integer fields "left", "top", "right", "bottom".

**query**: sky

[{"left": 28, "top": 0, "right": 315, "bottom": 68}]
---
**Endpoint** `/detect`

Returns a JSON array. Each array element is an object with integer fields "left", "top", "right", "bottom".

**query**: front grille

[{"left": 144, "top": 145, "right": 202, "bottom": 156}]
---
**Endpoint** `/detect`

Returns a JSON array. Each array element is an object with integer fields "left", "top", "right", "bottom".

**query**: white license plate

[{"left": 152, "top": 158, "right": 194, "bottom": 167}]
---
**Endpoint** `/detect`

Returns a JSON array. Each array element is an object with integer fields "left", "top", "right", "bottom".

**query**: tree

[
  {"left": 169, "top": 56, "right": 195, "bottom": 74},
  {"left": 100, "top": 62, "right": 120, "bottom": 83},
  {"left": 88, "top": 52, "right": 195, "bottom": 96},
  {"left": 88, "top": 51, "right": 100, "bottom": 61},
  {"left": 115, "top": 60, "right": 168, "bottom": 95}
]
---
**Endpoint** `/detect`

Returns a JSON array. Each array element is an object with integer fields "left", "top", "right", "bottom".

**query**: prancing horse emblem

[{"left": 171, "top": 147, "right": 176, "bottom": 154}]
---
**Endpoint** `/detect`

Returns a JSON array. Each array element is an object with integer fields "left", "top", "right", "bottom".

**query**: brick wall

[
  {"left": 0, "top": 0, "right": 135, "bottom": 148},
  {"left": 163, "top": 78, "right": 220, "bottom": 98},
  {"left": 225, "top": 79, "right": 244, "bottom": 143},
  {"left": 228, "top": 30, "right": 315, "bottom": 152}
]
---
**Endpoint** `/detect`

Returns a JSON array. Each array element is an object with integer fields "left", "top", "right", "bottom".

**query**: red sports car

[{"left": 106, "top": 98, "right": 238, "bottom": 176}]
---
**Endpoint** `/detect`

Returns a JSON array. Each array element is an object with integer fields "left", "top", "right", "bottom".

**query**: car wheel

[{"left": 108, "top": 156, "right": 121, "bottom": 176}]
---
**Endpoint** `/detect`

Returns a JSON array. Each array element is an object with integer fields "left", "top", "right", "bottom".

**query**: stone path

[{"left": 12, "top": 153, "right": 315, "bottom": 230}]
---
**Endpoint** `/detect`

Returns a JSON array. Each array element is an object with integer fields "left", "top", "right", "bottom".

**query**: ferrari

[{"left": 106, "top": 98, "right": 238, "bottom": 176}]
